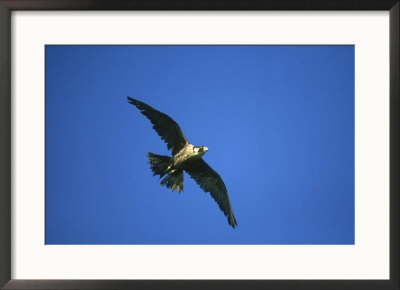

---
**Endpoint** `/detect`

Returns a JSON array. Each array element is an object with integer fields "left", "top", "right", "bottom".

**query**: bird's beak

[{"left": 204, "top": 147, "right": 208, "bottom": 152}]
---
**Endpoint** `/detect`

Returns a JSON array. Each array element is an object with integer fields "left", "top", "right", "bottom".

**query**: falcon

[{"left": 127, "top": 97, "right": 237, "bottom": 228}]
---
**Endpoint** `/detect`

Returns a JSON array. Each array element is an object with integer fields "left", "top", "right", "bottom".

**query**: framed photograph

[{"left": 1, "top": 0, "right": 398, "bottom": 289}]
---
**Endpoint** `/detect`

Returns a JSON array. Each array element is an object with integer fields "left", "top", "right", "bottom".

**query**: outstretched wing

[
  {"left": 127, "top": 97, "right": 188, "bottom": 155},
  {"left": 185, "top": 159, "right": 237, "bottom": 228}
]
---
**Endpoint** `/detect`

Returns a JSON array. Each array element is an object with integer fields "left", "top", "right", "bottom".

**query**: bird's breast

[{"left": 172, "top": 144, "right": 197, "bottom": 167}]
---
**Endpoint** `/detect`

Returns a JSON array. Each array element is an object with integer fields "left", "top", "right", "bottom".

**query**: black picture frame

[{"left": 0, "top": 0, "right": 399, "bottom": 289}]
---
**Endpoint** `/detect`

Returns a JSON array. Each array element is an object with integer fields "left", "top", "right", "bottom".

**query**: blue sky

[{"left": 45, "top": 45, "right": 354, "bottom": 244}]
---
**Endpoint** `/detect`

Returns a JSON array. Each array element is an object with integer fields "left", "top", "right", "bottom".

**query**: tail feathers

[
  {"left": 147, "top": 152, "right": 184, "bottom": 193},
  {"left": 161, "top": 171, "right": 184, "bottom": 193},
  {"left": 147, "top": 153, "right": 170, "bottom": 178}
]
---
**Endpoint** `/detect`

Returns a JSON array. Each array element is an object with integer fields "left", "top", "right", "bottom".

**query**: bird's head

[{"left": 194, "top": 145, "right": 208, "bottom": 156}]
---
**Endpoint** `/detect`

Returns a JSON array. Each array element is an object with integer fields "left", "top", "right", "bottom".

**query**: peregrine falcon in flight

[{"left": 127, "top": 97, "right": 237, "bottom": 228}]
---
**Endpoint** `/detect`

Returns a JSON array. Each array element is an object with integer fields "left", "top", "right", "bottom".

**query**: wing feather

[
  {"left": 185, "top": 159, "right": 237, "bottom": 228},
  {"left": 127, "top": 97, "right": 188, "bottom": 154}
]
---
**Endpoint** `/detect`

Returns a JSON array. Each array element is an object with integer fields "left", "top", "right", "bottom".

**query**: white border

[{"left": 12, "top": 11, "right": 390, "bottom": 279}]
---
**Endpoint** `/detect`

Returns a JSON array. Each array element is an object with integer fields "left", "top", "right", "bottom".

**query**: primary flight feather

[{"left": 127, "top": 97, "right": 237, "bottom": 228}]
